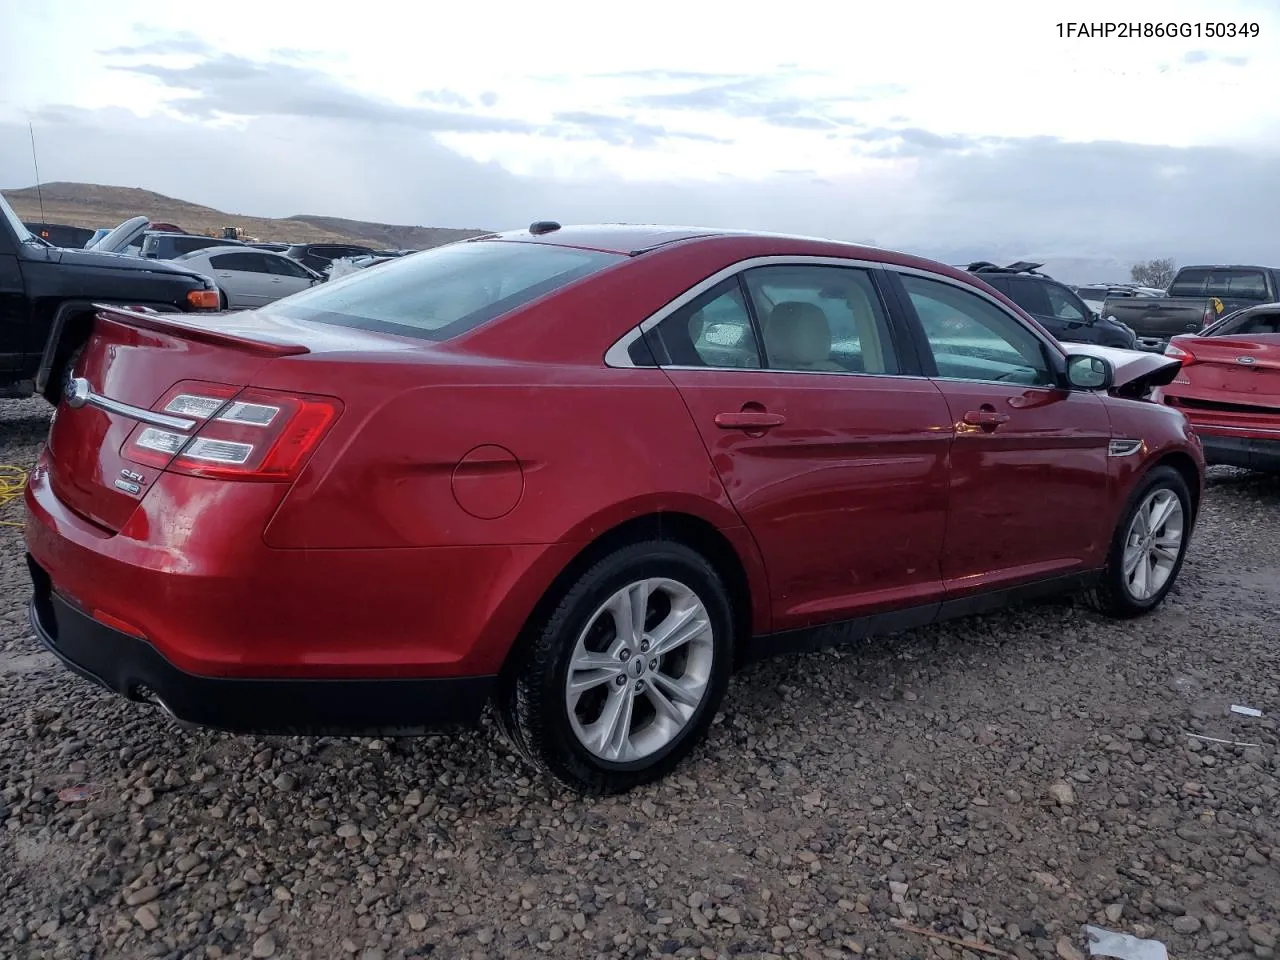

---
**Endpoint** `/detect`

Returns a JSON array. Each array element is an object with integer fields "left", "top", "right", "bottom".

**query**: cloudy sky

[{"left": 2, "top": 0, "right": 1279, "bottom": 280}]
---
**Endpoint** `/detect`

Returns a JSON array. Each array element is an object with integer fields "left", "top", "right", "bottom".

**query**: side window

[
  {"left": 1218, "top": 311, "right": 1280, "bottom": 336},
  {"left": 900, "top": 274, "right": 1056, "bottom": 387},
  {"left": 1000, "top": 278, "right": 1051, "bottom": 317},
  {"left": 265, "top": 255, "right": 311, "bottom": 278},
  {"left": 1044, "top": 283, "right": 1087, "bottom": 320},
  {"left": 211, "top": 252, "right": 270, "bottom": 273},
  {"left": 1210, "top": 270, "right": 1269, "bottom": 301},
  {"left": 742, "top": 265, "right": 898, "bottom": 374},
  {"left": 648, "top": 278, "right": 761, "bottom": 369}
]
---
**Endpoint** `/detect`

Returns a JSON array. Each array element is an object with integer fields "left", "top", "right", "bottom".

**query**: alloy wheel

[
  {"left": 1121, "top": 488, "right": 1185, "bottom": 601},
  {"left": 564, "top": 578, "right": 715, "bottom": 763}
]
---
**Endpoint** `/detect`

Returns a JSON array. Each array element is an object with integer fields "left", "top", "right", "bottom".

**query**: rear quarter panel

[{"left": 256, "top": 354, "right": 774, "bottom": 636}]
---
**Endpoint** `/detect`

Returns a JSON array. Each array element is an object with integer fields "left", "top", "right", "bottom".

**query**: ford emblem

[{"left": 1236, "top": 356, "right": 1258, "bottom": 365}]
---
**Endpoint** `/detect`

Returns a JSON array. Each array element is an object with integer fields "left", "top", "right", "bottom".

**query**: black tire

[
  {"left": 1086, "top": 465, "right": 1193, "bottom": 619},
  {"left": 494, "top": 540, "right": 735, "bottom": 795}
]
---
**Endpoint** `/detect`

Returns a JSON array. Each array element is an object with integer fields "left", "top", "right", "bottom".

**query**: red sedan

[
  {"left": 1158, "top": 303, "right": 1280, "bottom": 474},
  {"left": 25, "top": 224, "right": 1204, "bottom": 794}
]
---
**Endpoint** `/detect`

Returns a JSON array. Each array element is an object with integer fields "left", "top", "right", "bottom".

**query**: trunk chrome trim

[{"left": 64, "top": 377, "right": 197, "bottom": 431}]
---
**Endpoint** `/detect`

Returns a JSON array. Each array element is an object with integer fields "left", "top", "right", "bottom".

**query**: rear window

[
  {"left": 1211, "top": 309, "right": 1280, "bottom": 336},
  {"left": 1205, "top": 269, "right": 1269, "bottom": 301},
  {"left": 270, "top": 240, "right": 623, "bottom": 341},
  {"left": 1168, "top": 269, "right": 1209, "bottom": 297}
]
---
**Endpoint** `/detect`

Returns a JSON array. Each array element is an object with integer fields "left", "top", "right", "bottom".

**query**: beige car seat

[{"left": 764, "top": 301, "right": 844, "bottom": 372}]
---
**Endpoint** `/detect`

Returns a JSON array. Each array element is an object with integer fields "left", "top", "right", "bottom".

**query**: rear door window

[
  {"left": 264, "top": 255, "right": 313, "bottom": 278},
  {"left": 271, "top": 240, "right": 622, "bottom": 341},
  {"left": 742, "top": 264, "right": 898, "bottom": 374}
]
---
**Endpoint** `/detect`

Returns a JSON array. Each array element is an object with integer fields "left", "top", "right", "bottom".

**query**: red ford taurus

[
  {"left": 1158, "top": 302, "right": 1280, "bottom": 474},
  {"left": 25, "top": 223, "right": 1204, "bottom": 794}
]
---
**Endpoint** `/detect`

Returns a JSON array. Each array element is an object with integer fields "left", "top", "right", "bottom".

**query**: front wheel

[
  {"left": 495, "top": 541, "right": 734, "bottom": 795},
  {"left": 1086, "top": 465, "right": 1193, "bottom": 618}
]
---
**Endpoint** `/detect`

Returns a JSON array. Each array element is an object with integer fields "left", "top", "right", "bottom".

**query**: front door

[
  {"left": 648, "top": 263, "right": 954, "bottom": 632},
  {"left": 894, "top": 272, "right": 1113, "bottom": 596}
]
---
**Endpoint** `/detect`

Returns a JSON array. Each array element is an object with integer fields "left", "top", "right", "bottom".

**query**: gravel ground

[{"left": 1, "top": 395, "right": 1277, "bottom": 960}]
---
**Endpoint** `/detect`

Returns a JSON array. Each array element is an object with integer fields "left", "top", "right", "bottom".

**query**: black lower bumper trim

[
  {"left": 1200, "top": 433, "right": 1280, "bottom": 473},
  {"left": 28, "top": 557, "right": 494, "bottom": 736}
]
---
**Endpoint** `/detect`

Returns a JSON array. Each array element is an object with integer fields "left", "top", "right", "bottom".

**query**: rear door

[
  {"left": 646, "top": 260, "right": 953, "bottom": 632},
  {"left": 889, "top": 270, "right": 1113, "bottom": 595},
  {"left": 207, "top": 252, "right": 277, "bottom": 308}
]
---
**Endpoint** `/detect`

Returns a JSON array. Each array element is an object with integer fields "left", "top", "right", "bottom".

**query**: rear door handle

[
  {"left": 714, "top": 411, "right": 786, "bottom": 430},
  {"left": 962, "top": 410, "right": 1010, "bottom": 431}
]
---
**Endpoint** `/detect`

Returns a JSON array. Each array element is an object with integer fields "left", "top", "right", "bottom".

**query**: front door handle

[
  {"left": 962, "top": 409, "right": 1010, "bottom": 432},
  {"left": 714, "top": 411, "right": 786, "bottom": 430}
]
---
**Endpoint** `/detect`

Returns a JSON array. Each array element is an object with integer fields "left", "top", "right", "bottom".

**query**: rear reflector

[{"left": 120, "top": 380, "right": 342, "bottom": 482}]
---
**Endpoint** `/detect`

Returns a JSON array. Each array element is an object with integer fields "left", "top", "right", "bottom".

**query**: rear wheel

[
  {"left": 1086, "top": 465, "right": 1192, "bottom": 618},
  {"left": 495, "top": 541, "right": 734, "bottom": 795}
]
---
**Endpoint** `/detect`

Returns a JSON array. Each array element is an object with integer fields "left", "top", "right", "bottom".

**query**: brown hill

[{"left": 1, "top": 182, "right": 490, "bottom": 250}]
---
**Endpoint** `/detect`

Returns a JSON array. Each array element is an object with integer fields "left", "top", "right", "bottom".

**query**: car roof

[{"left": 481, "top": 222, "right": 875, "bottom": 256}]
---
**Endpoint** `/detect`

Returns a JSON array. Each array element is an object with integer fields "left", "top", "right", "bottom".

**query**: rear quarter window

[{"left": 270, "top": 240, "right": 624, "bottom": 341}]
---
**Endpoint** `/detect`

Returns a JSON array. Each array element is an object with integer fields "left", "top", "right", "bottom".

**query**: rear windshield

[
  {"left": 1168, "top": 269, "right": 1208, "bottom": 297},
  {"left": 271, "top": 240, "right": 623, "bottom": 341},
  {"left": 1205, "top": 269, "right": 1270, "bottom": 301},
  {"left": 1209, "top": 309, "right": 1280, "bottom": 336}
]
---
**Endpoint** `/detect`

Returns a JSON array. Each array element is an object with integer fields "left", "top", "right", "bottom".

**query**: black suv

[
  {"left": 966, "top": 261, "right": 1139, "bottom": 350},
  {"left": 141, "top": 232, "right": 245, "bottom": 260}
]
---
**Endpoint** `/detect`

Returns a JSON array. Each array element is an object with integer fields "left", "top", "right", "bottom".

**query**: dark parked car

[
  {"left": 965, "top": 262, "right": 1140, "bottom": 349},
  {"left": 1156, "top": 302, "right": 1280, "bottom": 473},
  {"left": 141, "top": 232, "right": 246, "bottom": 260},
  {"left": 1103, "top": 265, "right": 1280, "bottom": 344},
  {"left": 285, "top": 242, "right": 379, "bottom": 273},
  {"left": 26, "top": 223, "right": 1202, "bottom": 794},
  {"left": 0, "top": 191, "right": 220, "bottom": 400}
]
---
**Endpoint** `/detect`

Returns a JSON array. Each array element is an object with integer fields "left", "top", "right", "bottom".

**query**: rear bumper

[
  {"left": 28, "top": 556, "right": 494, "bottom": 735},
  {"left": 1198, "top": 432, "right": 1280, "bottom": 473}
]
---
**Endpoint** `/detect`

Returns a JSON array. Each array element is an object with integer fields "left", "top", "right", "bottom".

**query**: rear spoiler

[{"left": 92, "top": 303, "right": 311, "bottom": 358}]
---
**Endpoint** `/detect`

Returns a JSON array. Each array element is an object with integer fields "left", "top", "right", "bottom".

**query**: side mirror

[{"left": 1066, "top": 354, "right": 1113, "bottom": 390}]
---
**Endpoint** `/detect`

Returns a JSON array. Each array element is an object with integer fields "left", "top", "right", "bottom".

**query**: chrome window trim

[
  {"left": 603, "top": 255, "right": 1069, "bottom": 390},
  {"left": 604, "top": 255, "right": 908, "bottom": 376}
]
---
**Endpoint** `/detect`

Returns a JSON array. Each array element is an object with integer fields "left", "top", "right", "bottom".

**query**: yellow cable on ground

[{"left": 0, "top": 465, "right": 28, "bottom": 528}]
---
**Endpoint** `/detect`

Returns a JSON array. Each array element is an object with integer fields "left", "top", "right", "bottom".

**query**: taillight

[
  {"left": 1202, "top": 304, "right": 1214, "bottom": 328},
  {"left": 120, "top": 380, "right": 342, "bottom": 482},
  {"left": 1164, "top": 343, "right": 1197, "bottom": 367}
]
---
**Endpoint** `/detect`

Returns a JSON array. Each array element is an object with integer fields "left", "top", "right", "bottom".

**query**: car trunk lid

[
  {"left": 42, "top": 304, "right": 385, "bottom": 533},
  {"left": 1170, "top": 334, "right": 1280, "bottom": 410}
]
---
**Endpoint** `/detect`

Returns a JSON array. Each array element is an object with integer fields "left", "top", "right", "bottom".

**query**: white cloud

[{"left": 2, "top": 0, "right": 1279, "bottom": 281}]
